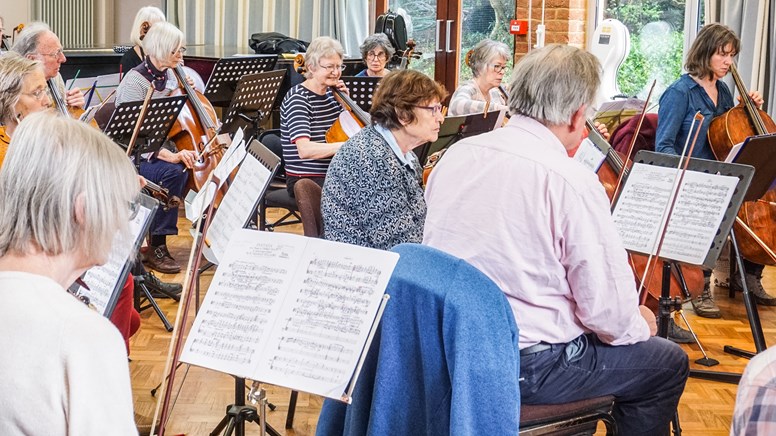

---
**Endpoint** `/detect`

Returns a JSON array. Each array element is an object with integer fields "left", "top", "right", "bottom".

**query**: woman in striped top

[
  {"left": 280, "top": 36, "right": 349, "bottom": 196},
  {"left": 448, "top": 39, "right": 510, "bottom": 117}
]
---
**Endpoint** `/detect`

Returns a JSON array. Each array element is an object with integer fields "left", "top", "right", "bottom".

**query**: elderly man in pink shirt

[{"left": 423, "top": 44, "right": 689, "bottom": 436}]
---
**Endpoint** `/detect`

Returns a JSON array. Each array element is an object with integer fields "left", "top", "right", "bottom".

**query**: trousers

[
  {"left": 139, "top": 158, "right": 188, "bottom": 236},
  {"left": 520, "top": 334, "right": 689, "bottom": 436}
]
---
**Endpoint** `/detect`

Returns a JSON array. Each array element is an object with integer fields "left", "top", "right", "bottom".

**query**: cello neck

[
  {"left": 173, "top": 64, "right": 216, "bottom": 132},
  {"left": 47, "top": 79, "right": 69, "bottom": 116},
  {"left": 331, "top": 86, "right": 371, "bottom": 126},
  {"left": 730, "top": 63, "right": 767, "bottom": 136}
]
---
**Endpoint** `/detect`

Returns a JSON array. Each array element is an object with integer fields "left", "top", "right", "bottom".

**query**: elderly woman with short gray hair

[
  {"left": 356, "top": 33, "right": 395, "bottom": 77},
  {"left": 448, "top": 39, "right": 511, "bottom": 116}
]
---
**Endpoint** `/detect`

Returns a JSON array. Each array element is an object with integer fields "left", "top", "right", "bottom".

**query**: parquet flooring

[{"left": 128, "top": 209, "right": 776, "bottom": 435}]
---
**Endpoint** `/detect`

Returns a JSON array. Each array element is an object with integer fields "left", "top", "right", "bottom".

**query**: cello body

[{"left": 707, "top": 64, "right": 776, "bottom": 266}]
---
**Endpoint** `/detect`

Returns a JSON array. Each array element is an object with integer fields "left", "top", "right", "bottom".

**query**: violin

[
  {"left": 293, "top": 54, "right": 369, "bottom": 143},
  {"left": 588, "top": 118, "right": 705, "bottom": 312},
  {"left": 144, "top": 180, "right": 181, "bottom": 211},
  {"left": 167, "top": 64, "right": 227, "bottom": 193},
  {"left": 708, "top": 63, "right": 776, "bottom": 265}
]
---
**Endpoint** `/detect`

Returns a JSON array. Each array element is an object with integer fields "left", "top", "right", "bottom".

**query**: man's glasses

[
  {"left": 319, "top": 63, "right": 346, "bottom": 73},
  {"left": 37, "top": 48, "right": 64, "bottom": 58},
  {"left": 489, "top": 63, "right": 509, "bottom": 73},
  {"left": 415, "top": 104, "right": 445, "bottom": 115},
  {"left": 23, "top": 87, "right": 48, "bottom": 101},
  {"left": 366, "top": 51, "right": 387, "bottom": 61}
]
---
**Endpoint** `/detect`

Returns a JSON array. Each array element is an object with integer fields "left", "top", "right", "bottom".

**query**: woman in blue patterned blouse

[{"left": 321, "top": 69, "right": 446, "bottom": 250}]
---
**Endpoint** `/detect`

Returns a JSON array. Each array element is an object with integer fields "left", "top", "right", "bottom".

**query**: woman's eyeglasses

[
  {"left": 367, "top": 51, "right": 387, "bottom": 61},
  {"left": 489, "top": 63, "right": 509, "bottom": 73},
  {"left": 23, "top": 87, "right": 48, "bottom": 101},
  {"left": 319, "top": 63, "right": 346, "bottom": 73},
  {"left": 415, "top": 104, "right": 445, "bottom": 115}
]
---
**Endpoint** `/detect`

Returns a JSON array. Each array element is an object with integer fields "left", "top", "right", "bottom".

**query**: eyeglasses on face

[
  {"left": 318, "top": 63, "right": 346, "bottom": 73},
  {"left": 415, "top": 104, "right": 445, "bottom": 115},
  {"left": 367, "top": 51, "right": 387, "bottom": 61},
  {"left": 489, "top": 63, "right": 509, "bottom": 73},
  {"left": 171, "top": 47, "right": 187, "bottom": 55},
  {"left": 23, "top": 87, "right": 48, "bottom": 101},
  {"left": 37, "top": 48, "right": 64, "bottom": 58}
]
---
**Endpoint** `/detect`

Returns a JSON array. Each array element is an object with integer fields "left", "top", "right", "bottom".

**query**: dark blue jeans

[
  {"left": 520, "top": 334, "right": 689, "bottom": 436},
  {"left": 139, "top": 158, "right": 188, "bottom": 236}
]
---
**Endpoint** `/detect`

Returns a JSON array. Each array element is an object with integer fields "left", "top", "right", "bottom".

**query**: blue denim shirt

[{"left": 656, "top": 74, "right": 734, "bottom": 160}]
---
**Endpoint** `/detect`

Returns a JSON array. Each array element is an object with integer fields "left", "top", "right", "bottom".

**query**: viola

[
  {"left": 588, "top": 119, "right": 705, "bottom": 312},
  {"left": 167, "top": 64, "right": 227, "bottom": 193},
  {"left": 708, "top": 63, "right": 776, "bottom": 265},
  {"left": 397, "top": 39, "right": 418, "bottom": 70},
  {"left": 144, "top": 180, "right": 181, "bottom": 211}
]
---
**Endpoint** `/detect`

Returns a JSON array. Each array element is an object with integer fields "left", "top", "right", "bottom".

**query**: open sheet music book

[
  {"left": 611, "top": 163, "right": 738, "bottom": 265},
  {"left": 180, "top": 229, "right": 398, "bottom": 402},
  {"left": 70, "top": 193, "right": 158, "bottom": 317}
]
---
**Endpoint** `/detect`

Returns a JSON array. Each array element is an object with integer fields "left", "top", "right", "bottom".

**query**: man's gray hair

[
  {"left": 507, "top": 44, "right": 600, "bottom": 126},
  {"left": 11, "top": 22, "right": 51, "bottom": 56},
  {"left": 468, "top": 39, "right": 511, "bottom": 78}
]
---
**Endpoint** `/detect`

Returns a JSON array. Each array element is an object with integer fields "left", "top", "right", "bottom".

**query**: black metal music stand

[
  {"left": 341, "top": 76, "right": 381, "bottom": 113},
  {"left": 621, "top": 151, "right": 757, "bottom": 387},
  {"left": 103, "top": 95, "right": 187, "bottom": 330},
  {"left": 219, "top": 70, "right": 286, "bottom": 139},
  {"left": 203, "top": 55, "right": 279, "bottom": 107},
  {"left": 414, "top": 110, "right": 503, "bottom": 165}
]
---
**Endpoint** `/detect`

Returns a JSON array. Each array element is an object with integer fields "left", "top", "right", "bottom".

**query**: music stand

[
  {"left": 203, "top": 55, "right": 279, "bottom": 107},
  {"left": 219, "top": 70, "right": 286, "bottom": 138},
  {"left": 414, "top": 110, "right": 504, "bottom": 165},
  {"left": 620, "top": 151, "right": 759, "bottom": 386},
  {"left": 341, "top": 76, "right": 381, "bottom": 112},
  {"left": 103, "top": 95, "right": 188, "bottom": 156}
]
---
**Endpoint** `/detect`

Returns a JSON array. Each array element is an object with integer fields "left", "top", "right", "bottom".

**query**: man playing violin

[
  {"left": 423, "top": 44, "right": 689, "bottom": 436},
  {"left": 11, "top": 22, "right": 85, "bottom": 110},
  {"left": 656, "top": 23, "right": 775, "bottom": 318}
]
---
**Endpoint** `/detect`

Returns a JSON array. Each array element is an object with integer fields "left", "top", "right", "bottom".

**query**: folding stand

[
  {"left": 414, "top": 110, "right": 503, "bottom": 166},
  {"left": 219, "top": 70, "right": 286, "bottom": 139},
  {"left": 103, "top": 95, "right": 188, "bottom": 331},
  {"left": 341, "top": 76, "right": 381, "bottom": 113},
  {"left": 203, "top": 55, "right": 279, "bottom": 107},
  {"left": 623, "top": 151, "right": 757, "bottom": 388}
]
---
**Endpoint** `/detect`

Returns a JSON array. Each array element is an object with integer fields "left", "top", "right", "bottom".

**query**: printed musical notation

[
  {"left": 180, "top": 229, "right": 399, "bottom": 400},
  {"left": 612, "top": 163, "right": 738, "bottom": 265}
]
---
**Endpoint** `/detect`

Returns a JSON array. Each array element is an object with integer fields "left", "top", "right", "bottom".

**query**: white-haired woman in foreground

[{"left": 0, "top": 112, "right": 139, "bottom": 435}]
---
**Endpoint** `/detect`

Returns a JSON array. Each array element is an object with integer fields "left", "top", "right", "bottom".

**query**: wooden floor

[{"left": 129, "top": 209, "right": 776, "bottom": 435}]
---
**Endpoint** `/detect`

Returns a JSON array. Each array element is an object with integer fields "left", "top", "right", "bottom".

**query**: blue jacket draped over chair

[{"left": 316, "top": 243, "right": 521, "bottom": 436}]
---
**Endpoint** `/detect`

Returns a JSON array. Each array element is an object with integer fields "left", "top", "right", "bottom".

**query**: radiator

[{"left": 37, "top": 0, "right": 94, "bottom": 47}]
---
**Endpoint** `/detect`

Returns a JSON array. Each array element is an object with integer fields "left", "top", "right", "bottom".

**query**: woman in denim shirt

[{"left": 656, "top": 23, "right": 773, "bottom": 320}]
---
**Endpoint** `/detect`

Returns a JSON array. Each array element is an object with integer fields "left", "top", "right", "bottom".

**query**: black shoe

[
  {"left": 667, "top": 319, "right": 695, "bottom": 344},
  {"left": 138, "top": 271, "right": 182, "bottom": 301}
]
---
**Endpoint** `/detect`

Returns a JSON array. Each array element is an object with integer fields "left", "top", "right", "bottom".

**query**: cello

[
  {"left": 707, "top": 63, "right": 776, "bottom": 266},
  {"left": 167, "top": 64, "right": 227, "bottom": 192}
]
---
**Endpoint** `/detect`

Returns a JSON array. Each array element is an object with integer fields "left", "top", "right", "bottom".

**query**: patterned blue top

[
  {"left": 656, "top": 74, "right": 734, "bottom": 160},
  {"left": 280, "top": 84, "right": 342, "bottom": 177},
  {"left": 321, "top": 125, "right": 426, "bottom": 250}
]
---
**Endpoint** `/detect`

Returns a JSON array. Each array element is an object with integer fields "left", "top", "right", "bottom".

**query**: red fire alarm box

[{"left": 510, "top": 20, "right": 528, "bottom": 35}]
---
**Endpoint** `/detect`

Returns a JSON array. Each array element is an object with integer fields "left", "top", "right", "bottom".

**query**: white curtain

[
  {"left": 167, "top": 0, "right": 367, "bottom": 57},
  {"left": 704, "top": 0, "right": 775, "bottom": 114}
]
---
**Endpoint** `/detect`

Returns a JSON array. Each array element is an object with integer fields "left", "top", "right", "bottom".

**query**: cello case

[
  {"left": 589, "top": 18, "right": 630, "bottom": 107},
  {"left": 375, "top": 10, "right": 408, "bottom": 66}
]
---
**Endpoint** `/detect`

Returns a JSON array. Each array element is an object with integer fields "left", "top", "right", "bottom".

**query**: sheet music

[
  {"left": 184, "top": 181, "right": 218, "bottom": 223},
  {"left": 77, "top": 204, "right": 153, "bottom": 315},
  {"left": 212, "top": 128, "right": 247, "bottom": 186},
  {"left": 65, "top": 73, "right": 120, "bottom": 108},
  {"left": 612, "top": 163, "right": 738, "bottom": 264},
  {"left": 181, "top": 229, "right": 399, "bottom": 399},
  {"left": 207, "top": 152, "right": 271, "bottom": 262},
  {"left": 573, "top": 137, "right": 606, "bottom": 172}
]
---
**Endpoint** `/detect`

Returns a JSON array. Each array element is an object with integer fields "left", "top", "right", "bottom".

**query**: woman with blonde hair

[{"left": 0, "top": 112, "right": 139, "bottom": 434}]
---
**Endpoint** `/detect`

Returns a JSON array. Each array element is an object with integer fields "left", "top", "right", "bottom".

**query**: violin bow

[
  {"left": 636, "top": 111, "right": 704, "bottom": 304},
  {"left": 125, "top": 86, "right": 155, "bottom": 157},
  {"left": 610, "top": 80, "right": 657, "bottom": 206},
  {"left": 151, "top": 171, "right": 221, "bottom": 436}
]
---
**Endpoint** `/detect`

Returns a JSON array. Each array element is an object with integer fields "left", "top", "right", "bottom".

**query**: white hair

[
  {"left": 130, "top": 6, "right": 166, "bottom": 46},
  {"left": 0, "top": 112, "right": 139, "bottom": 263},
  {"left": 304, "top": 36, "right": 344, "bottom": 79},
  {"left": 468, "top": 39, "right": 511, "bottom": 78},
  {"left": 11, "top": 22, "right": 52, "bottom": 57},
  {"left": 141, "top": 21, "right": 183, "bottom": 61},
  {"left": 0, "top": 53, "right": 42, "bottom": 123}
]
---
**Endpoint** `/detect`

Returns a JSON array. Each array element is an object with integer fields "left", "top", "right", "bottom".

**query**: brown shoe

[{"left": 144, "top": 244, "right": 181, "bottom": 274}]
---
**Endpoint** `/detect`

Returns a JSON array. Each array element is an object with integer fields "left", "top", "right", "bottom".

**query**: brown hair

[
  {"left": 685, "top": 23, "right": 740, "bottom": 80},
  {"left": 370, "top": 69, "right": 447, "bottom": 130}
]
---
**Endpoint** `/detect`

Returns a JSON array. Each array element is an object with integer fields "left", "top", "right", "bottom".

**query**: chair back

[
  {"left": 293, "top": 178, "right": 323, "bottom": 237},
  {"left": 609, "top": 113, "right": 658, "bottom": 156},
  {"left": 316, "top": 243, "right": 520, "bottom": 436}
]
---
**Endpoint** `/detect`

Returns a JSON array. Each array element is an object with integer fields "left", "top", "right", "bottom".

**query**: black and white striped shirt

[{"left": 280, "top": 84, "right": 342, "bottom": 177}]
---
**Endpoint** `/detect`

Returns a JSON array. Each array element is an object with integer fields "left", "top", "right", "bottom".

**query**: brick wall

[{"left": 514, "top": 0, "right": 588, "bottom": 59}]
